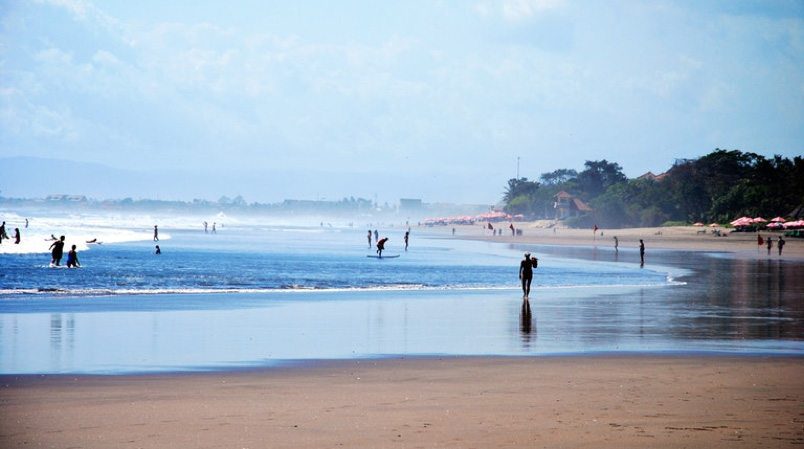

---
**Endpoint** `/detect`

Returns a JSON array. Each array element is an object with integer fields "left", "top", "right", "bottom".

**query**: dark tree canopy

[{"left": 500, "top": 149, "right": 803, "bottom": 228}]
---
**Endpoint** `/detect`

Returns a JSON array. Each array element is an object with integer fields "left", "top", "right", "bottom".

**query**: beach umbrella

[
  {"left": 730, "top": 216, "right": 751, "bottom": 226},
  {"left": 693, "top": 222, "right": 704, "bottom": 227},
  {"left": 709, "top": 223, "right": 719, "bottom": 227},
  {"left": 752, "top": 217, "right": 767, "bottom": 223},
  {"left": 771, "top": 216, "right": 786, "bottom": 223},
  {"left": 766, "top": 222, "right": 783, "bottom": 229}
]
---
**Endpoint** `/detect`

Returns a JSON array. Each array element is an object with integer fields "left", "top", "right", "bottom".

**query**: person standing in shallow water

[
  {"left": 639, "top": 239, "right": 645, "bottom": 266},
  {"left": 777, "top": 236, "right": 785, "bottom": 256},
  {"left": 50, "top": 235, "right": 66, "bottom": 266},
  {"left": 367, "top": 230, "right": 372, "bottom": 248},
  {"left": 66, "top": 245, "right": 80, "bottom": 268},
  {"left": 14, "top": 228, "right": 20, "bottom": 244},
  {"left": 766, "top": 237, "right": 773, "bottom": 255},
  {"left": 404, "top": 230, "right": 409, "bottom": 251},
  {"left": 519, "top": 253, "right": 537, "bottom": 299}
]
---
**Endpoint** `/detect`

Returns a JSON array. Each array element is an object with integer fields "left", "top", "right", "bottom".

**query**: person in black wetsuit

[
  {"left": 66, "top": 245, "right": 80, "bottom": 268},
  {"left": 367, "top": 230, "right": 372, "bottom": 248},
  {"left": 404, "top": 230, "right": 409, "bottom": 251},
  {"left": 639, "top": 239, "right": 645, "bottom": 266},
  {"left": 50, "top": 235, "right": 66, "bottom": 266},
  {"left": 376, "top": 237, "right": 389, "bottom": 258},
  {"left": 519, "top": 252, "right": 537, "bottom": 299}
]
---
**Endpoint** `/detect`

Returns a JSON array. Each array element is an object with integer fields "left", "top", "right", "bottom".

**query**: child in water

[{"left": 66, "top": 245, "right": 80, "bottom": 268}]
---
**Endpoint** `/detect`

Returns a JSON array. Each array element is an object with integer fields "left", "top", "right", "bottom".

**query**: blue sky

[{"left": 1, "top": 0, "right": 802, "bottom": 203}]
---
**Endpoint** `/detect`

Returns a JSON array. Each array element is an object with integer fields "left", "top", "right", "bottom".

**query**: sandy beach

[
  {"left": 443, "top": 223, "right": 804, "bottom": 259},
  {"left": 2, "top": 225, "right": 802, "bottom": 448},
  {"left": 1, "top": 356, "right": 802, "bottom": 448}
]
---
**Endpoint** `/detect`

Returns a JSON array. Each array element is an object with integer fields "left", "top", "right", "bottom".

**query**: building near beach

[{"left": 553, "top": 191, "right": 592, "bottom": 220}]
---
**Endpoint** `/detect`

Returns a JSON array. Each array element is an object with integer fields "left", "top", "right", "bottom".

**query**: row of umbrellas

[{"left": 728, "top": 216, "right": 804, "bottom": 229}]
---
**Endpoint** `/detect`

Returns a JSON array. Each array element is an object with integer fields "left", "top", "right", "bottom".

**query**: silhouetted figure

[
  {"left": 25, "top": 218, "right": 28, "bottom": 228},
  {"left": 212, "top": 222, "right": 217, "bottom": 234},
  {"left": 614, "top": 236, "right": 619, "bottom": 253},
  {"left": 404, "top": 231, "right": 409, "bottom": 251},
  {"left": 153, "top": 225, "right": 159, "bottom": 241},
  {"left": 203, "top": 221, "right": 208, "bottom": 233},
  {"left": 452, "top": 228, "right": 456, "bottom": 236},
  {"left": 766, "top": 237, "right": 773, "bottom": 255},
  {"left": 376, "top": 237, "right": 389, "bottom": 258},
  {"left": 509, "top": 223, "right": 515, "bottom": 236},
  {"left": 639, "top": 239, "right": 645, "bottom": 266},
  {"left": 14, "top": 228, "right": 20, "bottom": 244},
  {"left": 778, "top": 236, "right": 785, "bottom": 255},
  {"left": 374, "top": 229, "right": 378, "bottom": 242},
  {"left": 155, "top": 245, "right": 161, "bottom": 255},
  {"left": 519, "top": 252, "right": 537, "bottom": 299},
  {"left": 50, "top": 236, "right": 66, "bottom": 266},
  {"left": 0, "top": 221, "right": 6, "bottom": 244},
  {"left": 66, "top": 245, "right": 80, "bottom": 268},
  {"left": 367, "top": 230, "right": 372, "bottom": 248}
]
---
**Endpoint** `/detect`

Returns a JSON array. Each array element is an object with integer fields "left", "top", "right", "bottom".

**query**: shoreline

[
  {"left": 2, "top": 355, "right": 802, "bottom": 448},
  {"left": 425, "top": 223, "right": 804, "bottom": 260}
]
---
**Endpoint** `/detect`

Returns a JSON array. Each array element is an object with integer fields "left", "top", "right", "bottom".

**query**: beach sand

[
  {"left": 1, "top": 356, "right": 802, "bottom": 448},
  {"left": 441, "top": 223, "right": 804, "bottom": 259},
  {"left": 2, "top": 225, "right": 802, "bottom": 448}
]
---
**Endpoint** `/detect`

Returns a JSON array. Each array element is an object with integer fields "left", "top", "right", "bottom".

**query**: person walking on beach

[
  {"left": 404, "top": 230, "right": 409, "bottom": 251},
  {"left": 153, "top": 225, "right": 159, "bottom": 241},
  {"left": 766, "top": 237, "right": 773, "bottom": 255},
  {"left": 376, "top": 237, "right": 389, "bottom": 258},
  {"left": 66, "top": 245, "right": 80, "bottom": 268},
  {"left": 367, "top": 230, "right": 372, "bottom": 248},
  {"left": 374, "top": 229, "right": 378, "bottom": 242},
  {"left": 613, "top": 236, "right": 619, "bottom": 253},
  {"left": 778, "top": 236, "right": 785, "bottom": 256},
  {"left": 50, "top": 235, "right": 66, "bottom": 266},
  {"left": 639, "top": 239, "right": 645, "bottom": 266},
  {"left": 203, "top": 221, "right": 208, "bottom": 233},
  {"left": 0, "top": 221, "right": 6, "bottom": 244},
  {"left": 212, "top": 222, "right": 217, "bottom": 234},
  {"left": 14, "top": 228, "right": 20, "bottom": 244},
  {"left": 519, "top": 253, "right": 537, "bottom": 299},
  {"left": 509, "top": 223, "right": 515, "bottom": 236}
]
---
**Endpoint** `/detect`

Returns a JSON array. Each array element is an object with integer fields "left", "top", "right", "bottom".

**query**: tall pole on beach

[{"left": 516, "top": 156, "right": 520, "bottom": 179}]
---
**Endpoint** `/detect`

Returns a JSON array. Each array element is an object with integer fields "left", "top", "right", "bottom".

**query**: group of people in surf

[
  {"left": 368, "top": 229, "right": 411, "bottom": 258},
  {"left": 48, "top": 235, "right": 80, "bottom": 268},
  {"left": 0, "top": 220, "right": 21, "bottom": 245}
]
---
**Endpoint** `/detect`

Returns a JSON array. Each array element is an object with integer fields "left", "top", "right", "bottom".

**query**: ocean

[{"left": 0, "top": 215, "right": 802, "bottom": 374}]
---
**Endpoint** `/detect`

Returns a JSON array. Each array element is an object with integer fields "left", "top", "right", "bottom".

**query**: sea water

[{"left": 0, "top": 219, "right": 802, "bottom": 374}]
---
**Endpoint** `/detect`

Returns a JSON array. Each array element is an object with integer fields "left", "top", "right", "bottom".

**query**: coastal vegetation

[{"left": 503, "top": 149, "right": 804, "bottom": 228}]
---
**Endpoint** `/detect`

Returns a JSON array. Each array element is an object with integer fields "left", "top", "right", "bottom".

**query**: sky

[{"left": 1, "top": 0, "right": 802, "bottom": 204}]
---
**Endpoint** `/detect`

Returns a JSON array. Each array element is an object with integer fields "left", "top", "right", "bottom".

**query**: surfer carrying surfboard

[
  {"left": 376, "top": 237, "right": 389, "bottom": 258},
  {"left": 519, "top": 252, "right": 537, "bottom": 299}
]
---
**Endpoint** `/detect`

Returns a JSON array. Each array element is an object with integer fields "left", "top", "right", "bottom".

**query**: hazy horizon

[{"left": 2, "top": 0, "right": 802, "bottom": 204}]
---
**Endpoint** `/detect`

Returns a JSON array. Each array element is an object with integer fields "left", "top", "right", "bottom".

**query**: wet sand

[
  {"left": 2, "top": 226, "right": 802, "bottom": 448},
  {"left": 1, "top": 356, "right": 802, "bottom": 448},
  {"left": 443, "top": 223, "right": 804, "bottom": 259}
]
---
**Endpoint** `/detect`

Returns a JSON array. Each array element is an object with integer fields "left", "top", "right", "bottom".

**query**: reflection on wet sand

[{"left": 519, "top": 298, "right": 534, "bottom": 347}]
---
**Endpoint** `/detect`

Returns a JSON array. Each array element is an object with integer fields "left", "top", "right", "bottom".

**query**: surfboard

[{"left": 366, "top": 254, "right": 400, "bottom": 259}]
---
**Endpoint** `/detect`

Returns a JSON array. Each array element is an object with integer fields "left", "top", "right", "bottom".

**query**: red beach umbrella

[
  {"left": 752, "top": 217, "right": 768, "bottom": 223},
  {"left": 770, "top": 216, "right": 786, "bottom": 223}
]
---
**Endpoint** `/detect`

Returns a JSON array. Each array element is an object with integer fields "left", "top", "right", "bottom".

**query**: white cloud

[{"left": 475, "top": 0, "right": 566, "bottom": 22}]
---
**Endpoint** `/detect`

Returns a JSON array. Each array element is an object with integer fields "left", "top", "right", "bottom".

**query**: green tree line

[{"left": 502, "top": 149, "right": 804, "bottom": 228}]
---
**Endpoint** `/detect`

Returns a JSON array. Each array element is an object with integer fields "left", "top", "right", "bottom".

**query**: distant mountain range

[{"left": 0, "top": 157, "right": 489, "bottom": 205}]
